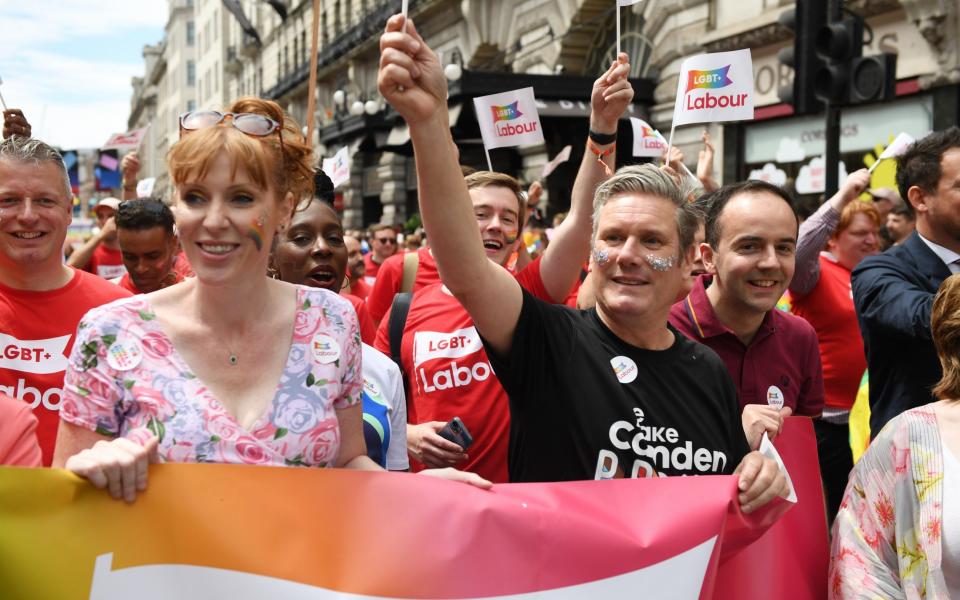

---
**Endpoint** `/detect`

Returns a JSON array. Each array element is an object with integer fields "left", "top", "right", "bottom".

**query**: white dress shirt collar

[{"left": 918, "top": 233, "right": 960, "bottom": 274}]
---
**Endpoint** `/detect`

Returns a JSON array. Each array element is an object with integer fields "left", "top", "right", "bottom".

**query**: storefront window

[{"left": 743, "top": 95, "right": 933, "bottom": 212}]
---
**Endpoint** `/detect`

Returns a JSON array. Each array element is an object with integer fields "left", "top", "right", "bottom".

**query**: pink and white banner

[
  {"left": 542, "top": 145, "right": 572, "bottom": 179},
  {"left": 102, "top": 126, "right": 149, "bottom": 152},
  {"left": 0, "top": 419, "right": 826, "bottom": 599}
]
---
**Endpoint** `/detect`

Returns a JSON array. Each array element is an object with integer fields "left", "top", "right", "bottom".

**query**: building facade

[
  {"left": 129, "top": 0, "right": 960, "bottom": 224},
  {"left": 128, "top": 0, "right": 198, "bottom": 195}
]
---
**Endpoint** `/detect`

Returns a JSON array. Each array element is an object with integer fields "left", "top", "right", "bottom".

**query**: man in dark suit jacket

[{"left": 852, "top": 127, "right": 960, "bottom": 435}]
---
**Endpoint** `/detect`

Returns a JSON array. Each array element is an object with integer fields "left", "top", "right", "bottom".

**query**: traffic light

[
  {"left": 814, "top": 13, "right": 897, "bottom": 106},
  {"left": 814, "top": 17, "right": 862, "bottom": 104},
  {"left": 848, "top": 53, "right": 897, "bottom": 104},
  {"left": 776, "top": 1, "right": 826, "bottom": 115}
]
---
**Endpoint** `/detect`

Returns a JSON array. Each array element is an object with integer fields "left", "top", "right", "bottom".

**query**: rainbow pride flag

[{"left": 685, "top": 65, "right": 733, "bottom": 93}]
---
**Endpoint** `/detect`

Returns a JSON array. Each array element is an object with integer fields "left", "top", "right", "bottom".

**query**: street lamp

[
  {"left": 333, "top": 89, "right": 346, "bottom": 107},
  {"left": 349, "top": 100, "right": 365, "bottom": 116},
  {"left": 364, "top": 99, "right": 379, "bottom": 115}
]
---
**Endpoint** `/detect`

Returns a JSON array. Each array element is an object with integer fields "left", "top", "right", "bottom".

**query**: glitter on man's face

[{"left": 645, "top": 254, "right": 676, "bottom": 272}]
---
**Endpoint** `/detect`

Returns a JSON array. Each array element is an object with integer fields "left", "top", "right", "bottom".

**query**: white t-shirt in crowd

[{"left": 362, "top": 344, "right": 409, "bottom": 471}]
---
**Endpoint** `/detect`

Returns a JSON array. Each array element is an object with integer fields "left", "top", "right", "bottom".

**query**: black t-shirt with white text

[{"left": 484, "top": 289, "right": 750, "bottom": 483}]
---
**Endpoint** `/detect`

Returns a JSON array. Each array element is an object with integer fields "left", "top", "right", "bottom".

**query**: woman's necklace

[{"left": 225, "top": 338, "right": 241, "bottom": 366}]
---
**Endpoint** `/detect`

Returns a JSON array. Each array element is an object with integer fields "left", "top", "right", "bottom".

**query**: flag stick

[
  {"left": 654, "top": 130, "right": 696, "bottom": 182},
  {"left": 305, "top": 0, "right": 322, "bottom": 148},
  {"left": 868, "top": 159, "right": 882, "bottom": 173},
  {"left": 0, "top": 75, "right": 7, "bottom": 111},
  {"left": 616, "top": 5, "right": 621, "bottom": 57},
  {"left": 484, "top": 146, "right": 493, "bottom": 172},
  {"left": 664, "top": 120, "right": 677, "bottom": 167}
]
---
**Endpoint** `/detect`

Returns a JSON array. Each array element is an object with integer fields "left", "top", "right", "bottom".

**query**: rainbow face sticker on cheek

[
  {"left": 247, "top": 215, "right": 267, "bottom": 251},
  {"left": 645, "top": 254, "right": 676, "bottom": 272},
  {"left": 504, "top": 229, "right": 519, "bottom": 245}
]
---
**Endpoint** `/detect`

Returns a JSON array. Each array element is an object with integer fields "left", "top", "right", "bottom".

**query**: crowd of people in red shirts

[{"left": 1, "top": 13, "right": 958, "bottom": 597}]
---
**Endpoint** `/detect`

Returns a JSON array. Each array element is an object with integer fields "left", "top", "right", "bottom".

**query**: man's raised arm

[
  {"left": 538, "top": 55, "right": 632, "bottom": 302},
  {"left": 378, "top": 16, "right": 522, "bottom": 356}
]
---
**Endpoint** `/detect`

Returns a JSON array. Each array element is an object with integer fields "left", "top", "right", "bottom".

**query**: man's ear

[
  {"left": 700, "top": 242, "right": 717, "bottom": 275},
  {"left": 907, "top": 185, "right": 928, "bottom": 216}
]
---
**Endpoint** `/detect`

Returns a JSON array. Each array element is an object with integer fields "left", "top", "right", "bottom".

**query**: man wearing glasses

[
  {"left": 365, "top": 223, "right": 399, "bottom": 283},
  {"left": 112, "top": 199, "right": 190, "bottom": 294},
  {"left": 0, "top": 136, "right": 130, "bottom": 465}
]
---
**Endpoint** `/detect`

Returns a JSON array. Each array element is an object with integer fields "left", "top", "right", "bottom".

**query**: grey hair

[
  {"left": 591, "top": 163, "right": 700, "bottom": 256},
  {"left": 0, "top": 136, "right": 72, "bottom": 199}
]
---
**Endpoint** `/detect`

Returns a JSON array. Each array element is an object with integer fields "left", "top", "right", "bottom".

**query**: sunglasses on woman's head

[{"left": 179, "top": 111, "right": 283, "bottom": 148}]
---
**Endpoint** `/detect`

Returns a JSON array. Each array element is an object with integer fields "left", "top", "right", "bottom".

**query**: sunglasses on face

[
  {"left": 376, "top": 237, "right": 397, "bottom": 244},
  {"left": 179, "top": 111, "right": 284, "bottom": 151}
]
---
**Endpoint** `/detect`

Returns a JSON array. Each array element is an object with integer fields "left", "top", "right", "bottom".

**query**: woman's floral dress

[
  {"left": 61, "top": 286, "right": 361, "bottom": 467},
  {"left": 829, "top": 405, "right": 950, "bottom": 599}
]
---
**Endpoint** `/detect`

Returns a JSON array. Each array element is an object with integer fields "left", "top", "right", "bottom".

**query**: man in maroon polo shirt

[{"left": 670, "top": 180, "right": 824, "bottom": 449}]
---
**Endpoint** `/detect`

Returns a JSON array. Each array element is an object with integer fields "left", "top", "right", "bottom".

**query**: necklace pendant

[{"left": 228, "top": 354, "right": 239, "bottom": 366}]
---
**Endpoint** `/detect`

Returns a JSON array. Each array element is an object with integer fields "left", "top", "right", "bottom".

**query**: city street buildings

[{"left": 129, "top": 0, "right": 960, "bottom": 226}]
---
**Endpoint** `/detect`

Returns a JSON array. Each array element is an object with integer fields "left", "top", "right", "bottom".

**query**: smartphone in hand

[{"left": 437, "top": 417, "right": 474, "bottom": 450}]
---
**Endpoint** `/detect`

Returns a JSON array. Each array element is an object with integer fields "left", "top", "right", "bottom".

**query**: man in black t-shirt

[{"left": 378, "top": 19, "right": 788, "bottom": 513}]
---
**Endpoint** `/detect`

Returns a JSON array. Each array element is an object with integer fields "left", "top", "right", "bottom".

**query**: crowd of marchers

[{"left": 0, "top": 14, "right": 958, "bottom": 598}]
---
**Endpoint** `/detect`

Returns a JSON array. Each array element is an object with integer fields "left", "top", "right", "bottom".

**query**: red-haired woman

[{"left": 53, "top": 99, "right": 486, "bottom": 500}]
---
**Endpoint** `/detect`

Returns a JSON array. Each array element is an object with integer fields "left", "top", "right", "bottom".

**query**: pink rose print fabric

[
  {"left": 829, "top": 406, "right": 950, "bottom": 599},
  {"left": 62, "top": 286, "right": 361, "bottom": 468}
]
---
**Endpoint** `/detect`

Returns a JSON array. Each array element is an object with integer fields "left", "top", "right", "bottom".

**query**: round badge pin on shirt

[
  {"left": 311, "top": 334, "right": 341, "bottom": 364},
  {"left": 766, "top": 385, "right": 785, "bottom": 411},
  {"left": 610, "top": 356, "right": 638, "bottom": 384},
  {"left": 106, "top": 338, "right": 143, "bottom": 371}
]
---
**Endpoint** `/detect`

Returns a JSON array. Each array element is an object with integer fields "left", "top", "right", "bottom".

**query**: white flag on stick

[
  {"left": 630, "top": 118, "right": 667, "bottom": 157},
  {"left": 474, "top": 87, "right": 544, "bottom": 170},
  {"left": 474, "top": 87, "right": 544, "bottom": 151},
  {"left": 631, "top": 117, "right": 698, "bottom": 184},
  {"left": 541, "top": 145, "right": 572, "bottom": 179},
  {"left": 322, "top": 146, "right": 351, "bottom": 189},
  {"left": 136, "top": 177, "right": 156, "bottom": 198},
  {"left": 869, "top": 132, "right": 916, "bottom": 172},
  {"left": 102, "top": 126, "right": 150, "bottom": 151},
  {"left": 671, "top": 49, "right": 754, "bottom": 127}
]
